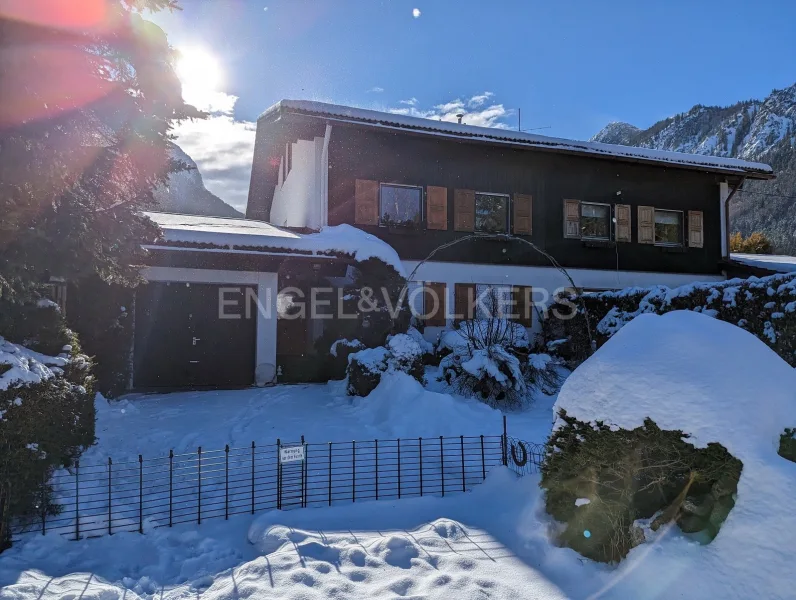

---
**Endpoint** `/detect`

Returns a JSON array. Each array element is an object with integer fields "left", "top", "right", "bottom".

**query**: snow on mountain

[
  {"left": 592, "top": 83, "right": 796, "bottom": 253},
  {"left": 153, "top": 143, "right": 243, "bottom": 218}
]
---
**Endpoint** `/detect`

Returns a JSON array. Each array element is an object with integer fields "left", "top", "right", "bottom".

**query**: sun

[{"left": 176, "top": 45, "right": 222, "bottom": 95}]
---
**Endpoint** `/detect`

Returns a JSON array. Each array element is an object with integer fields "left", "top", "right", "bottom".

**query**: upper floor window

[
  {"left": 380, "top": 184, "right": 422, "bottom": 227},
  {"left": 654, "top": 209, "right": 683, "bottom": 246},
  {"left": 475, "top": 192, "right": 509, "bottom": 233},
  {"left": 581, "top": 202, "right": 611, "bottom": 240}
]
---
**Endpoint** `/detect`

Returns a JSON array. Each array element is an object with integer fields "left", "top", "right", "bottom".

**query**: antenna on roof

[
  {"left": 456, "top": 113, "right": 464, "bottom": 124},
  {"left": 517, "top": 107, "right": 550, "bottom": 132}
]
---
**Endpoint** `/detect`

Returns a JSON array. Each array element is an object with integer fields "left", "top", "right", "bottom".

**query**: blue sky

[{"left": 156, "top": 0, "right": 796, "bottom": 211}]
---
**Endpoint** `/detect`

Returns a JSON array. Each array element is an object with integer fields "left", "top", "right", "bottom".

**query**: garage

[{"left": 133, "top": 282, "right": 257, "bottom": 389}]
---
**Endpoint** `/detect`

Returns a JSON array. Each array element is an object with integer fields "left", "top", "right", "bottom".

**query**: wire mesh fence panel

[{"left": 14, "top": 429, "right": 541, "bottom": 542}]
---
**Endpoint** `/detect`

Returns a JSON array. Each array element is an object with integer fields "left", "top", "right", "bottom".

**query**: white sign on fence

[{"left": 279, "top": 445, "right": 306, "bottom": 463}]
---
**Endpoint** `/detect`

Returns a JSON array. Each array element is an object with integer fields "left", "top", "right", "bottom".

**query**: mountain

[
  {"left": 153, "top": 143, "right": 243, "bottom": 217},
  {"left": 592, "top": 83, "right": 796, "bottom": 254}
]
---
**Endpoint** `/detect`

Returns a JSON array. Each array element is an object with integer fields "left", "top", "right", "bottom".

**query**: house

[
  {"left": 247, "top": 101, "right": 773, "bottom": 321},
  {"left": 129, "top": 100, "right": 775, "bottom": 390}
]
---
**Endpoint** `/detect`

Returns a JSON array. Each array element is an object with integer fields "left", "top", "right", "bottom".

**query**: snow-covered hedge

[
  {"left": 549, "top": 272, "right": 796, "bottom": 366},
  {"left": 346, "top": 331, "right": 425, "bottom": 396},
  {"left": 0, "top": 308, "right": 95, "bottom": 549},
  {"left": 546, "top": 310, "right": 796, "bottom": 575}
]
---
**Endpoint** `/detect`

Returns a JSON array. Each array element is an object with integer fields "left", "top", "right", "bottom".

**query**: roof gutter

[{"left": 723, "top": 176, "right": 746, "bottom": 259}]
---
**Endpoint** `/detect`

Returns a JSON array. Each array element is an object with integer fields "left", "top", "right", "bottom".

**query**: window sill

[
  {"left": 380, "top": 224, "right": 423, "bottom": 235},
  {"left": 656, "top": 244, "right": 686, "bottom": 253},
  {"left": 581, "top": 239, "right": 615, "bottom": 249}
]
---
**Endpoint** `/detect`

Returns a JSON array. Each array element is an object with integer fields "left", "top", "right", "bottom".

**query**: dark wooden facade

[{"left": 247, "top": 111, "right": 761, "bottom": 276}]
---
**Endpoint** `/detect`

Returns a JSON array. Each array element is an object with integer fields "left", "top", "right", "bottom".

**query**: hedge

[{"left": 549, "top": 273, "right": 796, "bottom": 367}]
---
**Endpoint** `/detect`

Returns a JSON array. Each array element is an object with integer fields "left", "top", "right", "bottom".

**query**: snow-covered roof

[
  {"left": 261, "top": 100, "right": 774, "bottom": 178},
  {"left": 730, "top": 253, "right": 796, "bottom": 273},
  {"left": 146, "top": 212, "right": 405, "bottom": 276}
]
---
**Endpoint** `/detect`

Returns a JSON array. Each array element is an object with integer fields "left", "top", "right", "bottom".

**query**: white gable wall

[{"left": 269, "top": 136, "right": 327, "bottom": 230}]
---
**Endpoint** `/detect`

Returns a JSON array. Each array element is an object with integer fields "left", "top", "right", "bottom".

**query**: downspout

[
  {"left": 320, "top": 123, "right": 333, "bottom": 228},
  {"left": 723, "top": 176, "right": 746, "bottom": 259}
]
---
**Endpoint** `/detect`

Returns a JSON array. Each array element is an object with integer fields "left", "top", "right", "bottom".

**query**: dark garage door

[{"left": 133, "top": 282, "right": 257, "bottom": 389}]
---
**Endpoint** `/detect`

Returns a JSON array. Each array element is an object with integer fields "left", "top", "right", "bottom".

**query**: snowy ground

[
  {"left": 3, "top": 328, "right": 795, "bottom": 599},
  {"left": 85, "top": 368, "right": 555, "bottom": 465}
]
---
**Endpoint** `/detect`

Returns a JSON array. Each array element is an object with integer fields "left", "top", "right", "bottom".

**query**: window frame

[
  {"left": 580, "top": 201, "right": 613, "bottom": 241},
  {"left": 653, "top": 208, "right": 684, "bottom": 247},
  {"left": 474, "top": 283, "right": 513, "bottom": 319},
  {"left": 378, "top": 183, "right": 424, "bottom": 228},
  {"left": 474, "top": 191, "right": 511, "bottom": 234}
]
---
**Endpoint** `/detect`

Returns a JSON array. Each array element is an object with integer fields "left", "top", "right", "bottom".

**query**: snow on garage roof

[
  {"left": 145, "top": 212, "right": 405, "bottom": 276},
  {"left": 730, "top": 253, "right": 796, "bottom": 274},
  {"left": 261, "top": 100, "right": 774, "bottom": 178}
]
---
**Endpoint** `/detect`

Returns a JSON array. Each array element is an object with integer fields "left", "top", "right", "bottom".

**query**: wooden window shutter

[
  {"left": 615, "top": 204, "right": 632, "bottom": 242},
  {"left": 638, "top": 206, "right": 654, "bottom": 244},
  {"left": 453, "top": 189, "right": 475, "bottom": 232},
  {"left": 564, "top": 199, "right": 580, "bottom": 238},
  {"left": 423, "top": 282, "right": 447, "bottom": 327},
  {"left": 354, "top": 179, "right": 379, "bottom": 226},
  {"left": 426, "top": 186, "right": 448, "bottom": 230},
  {"left": 513, "top": 194, "right": 533, "bottom": 235},
  {"left": 454, "top": 283, "right": 476, "bottom": 321},
  {"left": 688, "top": 210, "right": 704, "bottom": 248},
  {"left": 511, "top": 286, "right": 533, "bottom": 327}
]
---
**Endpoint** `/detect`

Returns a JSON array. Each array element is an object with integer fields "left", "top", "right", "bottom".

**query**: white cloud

[
  {"left": 173, "top": 91, "right": 256, "bottom": 212},
  {"left": 367, "top": 86, "right": 385, "bottom": 93},
  {"left": 388, "top": 92, "right": 512, "bottom": 129},
  {"left": 468, "top": 92, "right": 494, "bottom": 108},
  {"left": 412, "top": 8, "right": 421, "bottom": 18}
]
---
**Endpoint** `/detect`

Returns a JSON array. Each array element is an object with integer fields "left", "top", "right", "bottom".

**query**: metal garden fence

[{"left": 15, "top": 418, "right": 544, "bottom": 541}]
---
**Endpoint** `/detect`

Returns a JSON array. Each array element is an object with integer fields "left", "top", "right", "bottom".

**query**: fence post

[
  {"left": 397, "top": 438, "right": 401, "bottom": 499},
  {"left": 74, "top": 459, "right": 80, "bottom": 540},
  {"left": 328, "top": 442, "right": 332, "bottom": 506},
  {"left": 169, "top": 449, "right": 173, "bottom": 527},
  {"left": 439, "top": 436, "right": 445, "bottom": 497},
  {"left": 138, "top": 455, "right": 143, "bottom": 534},
  {"left": 352, "top": 440, "right": 356, "bottom": 503},
  {"left": 374, "top": 439, "right": 379, "bottom": 501},
  {"left": 419, "top": 437, "right": 423, "bottom": 497},
  {"left": 502, "top": 415, "right": 508, "bottom": 467},
  {"left": 251, "top": 441, "right": 255, "bottom": 515},
  {"left": 41, "top": 469, "right": 47, "bottom": 536},
  {"left": 276, "top": 439, "right": 281, "bottom": 510},
  {"left": 225, "top": 444, "right": 230, "bottom": 520},
  {"left": 302, "top": 437, "right": 308, "bottom": 509},
  {"left": 480, "top": 435, "right": 486, "bottom": 480},
  {"left": 460, "top": 436, "right": 466, "bottom": 492},
  {"left": 108, "top": 457, "right": 112, "bottom": 535},
  {"left": 197, "top": 446, "right": 202, "bottom": 525}
]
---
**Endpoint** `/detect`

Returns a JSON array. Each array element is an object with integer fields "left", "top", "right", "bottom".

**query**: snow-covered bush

[
  {"left": 550, "top": 272, "right": 796, "bottom": 367},
  {"left": 438, "top": 319, "right": 558, "bottom": 408},
  {"left": 0, "top": 306, "right": 95, "bottom": 549},
  {"left": 326, "top": 338, "right": 365, "bottom": 380},
  {"left": 346, "top": 333, "right": 425, "bottom": 396},
  {"left": 543, "top": 412, "right": 742, "bottom": 563},
  {"left": 546, "top": 310, "right": 796, "bottom": 569}
]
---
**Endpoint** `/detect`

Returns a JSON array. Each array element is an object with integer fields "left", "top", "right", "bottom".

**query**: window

[
  {"left": 474, "top": 284, "right": 513, "bottom": 319},
  {"left": 654, "top": 209, "right": 683, "bottom": 246},
  {"left": 474, "top": 193, "right": 509, "bottom": 233},
  {"left": 380, "top": 184, "right": 422, "bottom": 227},
  {"left": 581, "top": 202, "right": 611, "bottom": 240}
]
